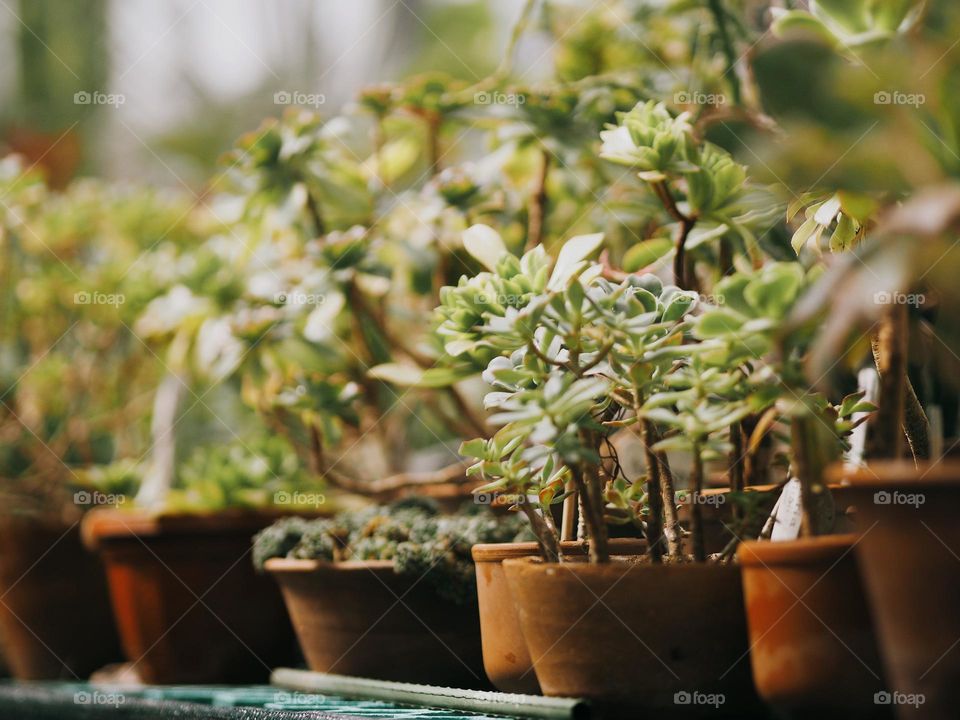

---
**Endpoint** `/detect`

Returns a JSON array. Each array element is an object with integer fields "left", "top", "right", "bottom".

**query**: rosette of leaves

[
  {"left": 252, "top": 500, "right": 526, "bottom": 604},
  {"left": 772, "top": 0, "right": 924, "bottom": 48},
  {"left": 427, "top": 225, "right": 604, "bottom": 377},
  {"left": 788, "top": 191, "right": 876, "bottom": 255},
  {"left": 224, "top": 109, "right": 372, "bottom": 235},
  {"left": 166, "top": 435, "right": 323, "bottom": 511},
  {"left": 601, "top": 101, "right": 782, "bottom": 281},
  {"left": 600, "top": 100, "right": 697, "bottom": 181}
]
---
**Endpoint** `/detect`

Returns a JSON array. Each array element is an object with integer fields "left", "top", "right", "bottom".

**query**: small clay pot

[
  {"left": 0, "top": 513, "right": 122, "bottom": 679},
  {"left": 471, "top": 537, "right": 646, "bottom": 694},
  {"left": 739, "top": 534, "right": 888, "bottom": 717},
  {"left": 502, "top": 557, "right": 762, "bottom": 718},
  {"left": 266, "top": 557, "right": 488, "bottom": 689},
  {"left": 82, "top": 509, "right": 297, "bottom": 684},
  {"left": 831, "top": 461, "right": 960, "bottom": 720}
]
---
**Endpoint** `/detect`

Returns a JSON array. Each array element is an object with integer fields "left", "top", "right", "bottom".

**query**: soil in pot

[
  {"left": 831, "top": 461, "right": 960, "bottom": 720},
  {"left": 0, "top": 513, "right": 122, "bottom": 679},
  {"left": 502, "top": 556, "right": 763, "bottom": 718},
  {"left": 739, "top": 534, "right": 889, "bottom": 718},
  {"left": 81, "top": 508, "right": 298, "bottom": 684},
  {"left": 471, "top": 537, "right": 646, "bottom": 695},
  {"left": 266, "top": 557, "right": 488, "bottom": 689}
]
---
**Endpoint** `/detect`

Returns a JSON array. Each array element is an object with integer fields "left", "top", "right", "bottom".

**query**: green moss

[{"left": 252, "top": 501, "right": 527, "bottom": 604}]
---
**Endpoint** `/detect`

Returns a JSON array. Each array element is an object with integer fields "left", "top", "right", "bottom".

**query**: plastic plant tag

[{"left": 769, "top": 477, "right": 804, "bottom": 541}]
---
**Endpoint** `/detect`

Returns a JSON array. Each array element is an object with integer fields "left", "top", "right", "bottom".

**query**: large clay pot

[
  {"left": 82, "top": 509, "right": 297, "bottom": 684},
  {"left": 471, "top": 537, "right": 646, "bottom": 695},
  {"left": 0, "top": 513, "right": 122, "bottom": 679},
  {"left": 266, "top": 557, "right": 488, "bottom": 689},
  {"left": 502, "top": 557, "right": 762, "bottom": 718},
  {"left": 739, "top": 534, "right": 889, "bottom": 717},
  {"left": 831, "top": 461, "right": 960, "bottom": 720}
]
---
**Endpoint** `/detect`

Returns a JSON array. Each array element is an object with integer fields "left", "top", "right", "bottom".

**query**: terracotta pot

[
  {"left": 266, "top": 557, "right": 487, "bottom": 689},
  {"left": 831, "top": 461, "right": 960, "bottom": 720},
  {"left": 739, "top": 534, "right": 888, "bottom": 716},
  {"left": 471, "top": 537, "right": 646, "bottom": 695},
  {"left": 0, "top": 513, "right": 122, "bottom": 679},
  {"left": 82, "top": 509, "right": 297, "bottom": 684},
  {"left": 503, "top": 557, "right": 762, "bottom": 717}
]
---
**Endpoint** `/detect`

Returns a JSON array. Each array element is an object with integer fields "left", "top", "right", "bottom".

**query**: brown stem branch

[
  {"left": 525, "top": 148, "right": 550, "bottom": 252},
  {"left": 690, "top": 441, "right": 706, "bottom": 562}
]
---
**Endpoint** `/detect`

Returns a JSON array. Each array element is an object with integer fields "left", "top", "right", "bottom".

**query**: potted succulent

[
  {"left": 740, "top": 1, "right": 960, "bottom": 715},
  {"left": 444, "top": 216, "right": 766, "bottom": 714},
  {"left": 81, "top": 435, "right": 324, "bottom": 684},
  {"left": 254, "top": 499, "right": 526, "bottom": 688},
  {"left": 0, "top": 160, "right": 206, "bottom": 680}
]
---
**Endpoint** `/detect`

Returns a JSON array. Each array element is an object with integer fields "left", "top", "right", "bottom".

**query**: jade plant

[{"left": 253, "top": 500, "right": 528, "bottom": 604}]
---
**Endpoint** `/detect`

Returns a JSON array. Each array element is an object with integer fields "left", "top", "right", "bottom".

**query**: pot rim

[
  {"left": 737, "top": 533, "right": 859, "bottom": 567},
  {"left": 826, "top": 460, "right": 960, "bottom": 488},
  {"left": 81, "top": 507, "right": 305, "bottom": 549},
  {"left": 471, "top": 537, "right": 646, "bottom": 562},
  {"left": 501, "top": 555, "right": 739, "bottom": 577},
  {"left": 263, "top": 557, "right": 396, "bottom": 574}
]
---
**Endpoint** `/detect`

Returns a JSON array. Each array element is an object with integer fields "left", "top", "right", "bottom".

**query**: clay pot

[
  {"left": 502, "top": 557, "right": 761, "bottom": 717},
  {"left": 266, "top": 557, "right": 487, "bottom": 688},
  {"left": 831, "top": 461, "right": 960, "bottom": 720},
  {"left": 739, "top": 534, "right": 888, "bottom": 717},
  {"left": 0, "top": 513, "right": 122, "bottom": 679},
  {"left": 472, "top": 537, "right": 646, "bottom": 694},
  {"left": 82, "top": 509, "right": 297, "bottom": 684}
]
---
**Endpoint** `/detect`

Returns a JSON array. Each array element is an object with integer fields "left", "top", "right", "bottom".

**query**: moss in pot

[{"left": 255, "top": 499, "right": 528, "bottom": 688}]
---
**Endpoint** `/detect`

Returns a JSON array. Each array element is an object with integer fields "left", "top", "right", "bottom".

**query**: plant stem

[
  {"left": 638, "top": 414, "right": 664, "bottom": 563},
  {"left": 520, "top": 500, "right": 560, "bottom": 563},
  {"left": 707, "top": 0, "right": 743, "bottom": 106},
  {"left": 305, "top": 187, "right": 325, "bottom": 237},
  {"left": 571, "top": 460, "right": 610, "bottom": 563},
  {"left": 867, "top": 303, "right": 908, "bottom": 460},
  {"left": 653, "top": 180, "right": 696, "bottom": 288},
  {"left": 525, "top": 147, "right": 550, "bottom": 251},
  {"left": 729, "top": 420, "right": 744, "bottom": 523},
  {"left": 791, "top": 413, "right": 820, "bottom": 538},
  {"left": 426, "top": 114, "right": 442, "bottom": 176},
  {"left": 690, "top": 440, "right": 706, "bottom": 562},
  {"left": 869, "top": 308, "right": 929, "bottom": 460}
]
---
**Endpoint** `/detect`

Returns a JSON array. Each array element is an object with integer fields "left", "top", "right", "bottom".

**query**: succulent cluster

[{"left": 253, "top": 501, "right": 528, "bottom": 604}]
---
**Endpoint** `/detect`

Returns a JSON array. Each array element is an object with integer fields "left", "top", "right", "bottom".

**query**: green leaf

[
  {"left": 694, "top": 309, "right": 745, "bottom": 338},
  {"left": 623, "top": 238, "right": 674, "bottom": 272},
  {"left": 463, "top": 224, "right": 508, "bottom": 272}
]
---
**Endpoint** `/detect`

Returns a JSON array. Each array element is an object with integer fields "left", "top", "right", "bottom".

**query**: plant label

[{"left": 770, "top": 478, "right": 803, "bottom": 541}]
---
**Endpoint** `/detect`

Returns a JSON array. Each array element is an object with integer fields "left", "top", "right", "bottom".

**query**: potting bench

[{"left": 0, "top": 682, "right": 585, "bottom": 720}]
